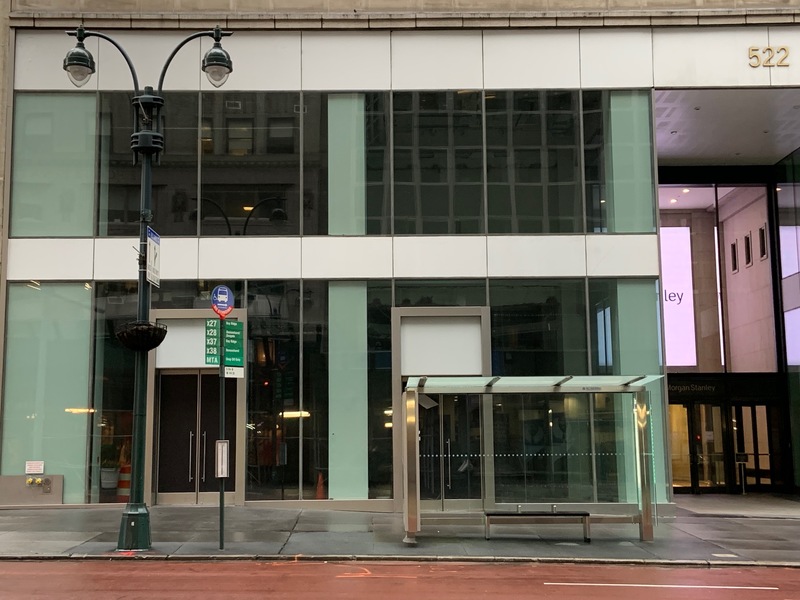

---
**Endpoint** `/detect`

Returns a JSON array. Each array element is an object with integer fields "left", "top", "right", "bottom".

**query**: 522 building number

[{"left": 748, "top": 46, "right": 790, "bottom": 68}]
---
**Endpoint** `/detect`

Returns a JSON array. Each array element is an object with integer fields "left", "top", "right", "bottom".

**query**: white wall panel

[
  {"left": 198, "top": 237, "right": 301, "bottom": 279},
  {"left": 391, "top": 31, "right": 483, "bottom": 90},
  {"left": 487, "top": 236, "right": 586, "bottom": 277},
  {"left": 586, "top": 234, "right": 659, "bottom": 277},
  {"left": 301, "top": 32, "right": 390, "bottom": 91},
  {"left": 653, "top": 27, "right": 771, "bottom": 88},
  {"left": 483, "top": 30, "right": 580, "bottom": 89},
  {"left": 96, "top": 31, "right": 201, "bottom": 91},
  {"left": 15, "top": 31, "right": 99, "bottom": 91},
  {"left": 155, "top": 319, "right": 206, "bottom": 368},
  {"left": 201, "top": 31, "right": 301, "bottom": 91},
  {"left": 93, "top": 238, "right": 138, "bottom": 280},
  {"left": 6, "top": 239, "right": 94, "bottom": 281},
  {"left": 393, "top": 236, "right": 487, "bottom": 278},
  {"left": 160, "top": 238, "right": 200, "bottom": 280},
  {"left": 580, "top": 29, "right": 654, "bottom": 89},
  {"left": 302, "top": 237, "right": 392, "bottom": 278},
  {"left": 767, "top": 27, "right": 800, "bottom": 86},
  {"left": 400, "top": 316, "right": 483, "bottom": 376}
]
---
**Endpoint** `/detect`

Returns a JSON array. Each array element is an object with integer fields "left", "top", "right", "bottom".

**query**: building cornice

[{"left": 9, "top": 9, "right": 800, "bottom": 30}]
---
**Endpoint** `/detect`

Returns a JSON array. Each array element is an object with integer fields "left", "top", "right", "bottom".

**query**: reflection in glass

[
  {"left": 394, "top": 91, "right": 484, "bottom": 234},
  {"left": 419, "top": 394, "right": 482, "bottom": 505},
  {"left": 395, "top": 279, "right": 486, "bottom": 307},
  {"left": 304, "top": 93, "right": 391, "bottom": 235},
  {"left": 91, "top": 282, "right": 137, "bottom": 503},
  {"left": 246, "top": 281, "right": 302, "bottom": 500},
  {"left": 99, "top": 92, "right": 199, "bottom": 237},
  {"left": 201, "top": 92, "right": 300, "bottom": 236},
  {"left": 487, "top": 91, "right": 581, "bottom": 234},
  {"left": 490, "top": 279, "right": 587, "bottom": 376},
  {"left": 492, "top": 394, "right": 593, "bottom": 503},
  {"left": 584, "top": 90, "right": 656, "bottom": 233}
]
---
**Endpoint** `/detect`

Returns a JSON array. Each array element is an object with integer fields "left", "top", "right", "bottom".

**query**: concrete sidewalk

[{"left": 1, "top": 494, "right": 800, "bottom": 566}]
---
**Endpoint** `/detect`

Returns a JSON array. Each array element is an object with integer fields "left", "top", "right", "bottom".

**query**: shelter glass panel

[{"left": 492, "top": 393, "right": 593, "bottom": 503}]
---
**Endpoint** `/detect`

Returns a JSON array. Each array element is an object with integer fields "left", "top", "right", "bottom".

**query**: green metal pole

[
  {"left": 117, "top": 151, "right": 153, "bottom": 551},
  {"left": 219, "top": 317, "right": 226, "bottom": 550}
]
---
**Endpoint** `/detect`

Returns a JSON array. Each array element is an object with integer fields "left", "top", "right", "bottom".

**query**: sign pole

[
  {"left": 210, "top": 284, "right": 233, "bottom": 552},
  {"left": 218, "top": 316, "right": 225, "bottom": 550}
]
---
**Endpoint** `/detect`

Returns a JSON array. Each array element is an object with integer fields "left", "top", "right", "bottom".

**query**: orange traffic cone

[{"left": 315, "top": 470, "right": 326, "bottom": 499}]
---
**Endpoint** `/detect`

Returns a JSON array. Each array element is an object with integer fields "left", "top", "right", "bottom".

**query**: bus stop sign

[{"left": 211, "top": 285, "right": 234, "bottom": 319}]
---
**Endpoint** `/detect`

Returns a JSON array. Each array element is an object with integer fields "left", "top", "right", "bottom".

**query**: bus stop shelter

[{"left": 402, "top": 375, "right": 662, "bottom": 544}]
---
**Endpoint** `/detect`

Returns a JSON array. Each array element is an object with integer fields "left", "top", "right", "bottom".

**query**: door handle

[
  {"left": 446, "top": 438, "right": 452, "bottom": 490},
  {"left": 188, "top": 431, "right": 194, "bottom": 483},
  {"left": 202, "top": 431, "right": 207, "bottom": 483}
]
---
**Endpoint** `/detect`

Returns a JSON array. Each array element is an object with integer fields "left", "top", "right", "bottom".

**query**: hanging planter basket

[{"left": 116, "top": 321, "right": 168, "bottom": 352}]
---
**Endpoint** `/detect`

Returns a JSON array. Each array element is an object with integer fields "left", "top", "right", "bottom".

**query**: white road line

[{"left": 544, "top": 583, "right": 779, "bottom": 590}]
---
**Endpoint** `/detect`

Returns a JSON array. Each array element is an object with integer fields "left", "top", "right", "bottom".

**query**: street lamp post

[{"left": 63, "top": 25, "right": 234, "bottom": 551}]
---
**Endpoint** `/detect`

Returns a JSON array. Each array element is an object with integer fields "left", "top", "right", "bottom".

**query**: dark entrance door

[{"left": 156, "top": 372, "right": 237, "bottom": 502}]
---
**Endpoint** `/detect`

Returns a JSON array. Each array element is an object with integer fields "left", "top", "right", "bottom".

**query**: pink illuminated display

[{"left": 660, "top": 227, "right": 697, "bottom": 367}]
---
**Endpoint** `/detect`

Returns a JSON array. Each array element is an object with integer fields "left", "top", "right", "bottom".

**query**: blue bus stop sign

[{"left": 211, "top": 285, "right": 234, "bottom": 319}]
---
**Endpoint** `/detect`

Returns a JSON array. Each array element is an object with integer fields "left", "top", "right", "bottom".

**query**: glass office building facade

[{"left": 3, "top": 23, "right": 798, "bottom": 510}]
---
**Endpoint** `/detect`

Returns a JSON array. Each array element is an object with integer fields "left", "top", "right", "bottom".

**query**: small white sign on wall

[{"left": 25, "top": 461, "right": 44, "bottom": 475}]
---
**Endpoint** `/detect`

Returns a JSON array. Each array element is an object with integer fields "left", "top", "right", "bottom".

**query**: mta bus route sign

[
  {"left": 211, "top": 285, "right": 233, "bottom": 319},
  {"left": 205, "top": 319, "right": 244, "bottom": 378}
]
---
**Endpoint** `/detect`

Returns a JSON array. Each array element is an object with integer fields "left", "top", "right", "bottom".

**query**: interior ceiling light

[
  {"left": 682, "top": 188, "right": 690, "bottom": 194},
  {"left": 243, "top": 206, "right": 254, "bottom": 211},
  {"left": 670, "top": 198, "right": 678, "bottom": 204}
]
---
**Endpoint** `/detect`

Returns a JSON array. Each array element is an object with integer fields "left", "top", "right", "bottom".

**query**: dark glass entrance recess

[{"left": 157, "top": 373, "right": 236, "bottom": 500}]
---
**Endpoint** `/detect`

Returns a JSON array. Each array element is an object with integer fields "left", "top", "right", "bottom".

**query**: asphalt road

[{"left": 1, "top": 561, "right": 798, "bottom": 599}]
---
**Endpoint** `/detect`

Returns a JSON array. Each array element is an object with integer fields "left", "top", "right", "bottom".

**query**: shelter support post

[
  {"left": 402, "top": 388, "right": 420, "bottom": 544},
  {"left": 636, "top": 390, "right": 654, "bottom": 541}
]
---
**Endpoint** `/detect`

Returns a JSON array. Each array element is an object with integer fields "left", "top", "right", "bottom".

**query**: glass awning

[{"left": 405, "top": 375, "right": 662, "bottom": 394}]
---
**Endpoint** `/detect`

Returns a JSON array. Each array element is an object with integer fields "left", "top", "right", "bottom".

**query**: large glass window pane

[
  {"left": 588, "top": 278, "right": 667, "bottom": 503},
  {"left": 486, "top": 91, "right": 581, "bottom": 234},
  {"left": 367, "top": 282, "right": 393, "bottom": 498},
  {"left": 490, "top": 279, "right": 587, "bottom": 376},
  {"left": 393, "top": 91, "right": 484, "bottom": 234},
  {"left": 90, "top": 282, "right": 137, "bottom": 503},
  {"left": 99, "top": 92, "right": 199, "bottom": 237},
  {"left": 201, "top": 92, "right": 300, "bottom": 236},
  {"left": 303, "top": 92, "right": 391, "bottom": 236},
  {"left": 1, "top": 283, "right": 93, "bottom": 503},
  {"left": 150, "top": 280, "right": 245, "bottom": 310},
  {"left": 11, "top": 93, "right": 95, "bottom": 237},
  {"left": 303, "top": 281, "right": 329, "bottom": 499},
  {"left": 395, "top": 279, "right": 486, "bottom": 307},
  {"left": 246, "top": 281, "right": 301, "bottom": 500},
  {"left": 584, "top": 90, "right": 656, "bottom": 233}
]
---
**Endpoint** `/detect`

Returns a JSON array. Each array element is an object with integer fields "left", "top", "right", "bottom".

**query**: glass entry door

[
  {"left": 156, "top": 372, "right": 237, "bottom": 504},
  {"left": 419, "top": 394, "right": 483, "bottom": 512},
  {"left": 670, "top": 403, "right": 727, "bottom": 493}
]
